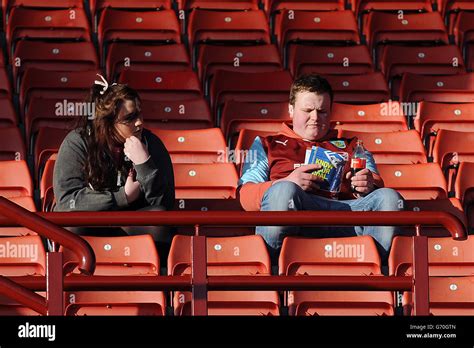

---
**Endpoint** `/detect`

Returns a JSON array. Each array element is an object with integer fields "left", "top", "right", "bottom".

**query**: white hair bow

[{"left": 94, "top": 74, "right": 116, "bottom": 95}]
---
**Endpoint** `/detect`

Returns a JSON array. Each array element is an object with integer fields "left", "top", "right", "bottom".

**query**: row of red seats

[{"left": 0, "top": 233, "right": 471, "bottom": 315}]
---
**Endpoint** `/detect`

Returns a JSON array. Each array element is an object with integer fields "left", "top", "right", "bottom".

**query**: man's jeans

[{"left": 256, "top": 181, "right": 404, "bottom": 262}]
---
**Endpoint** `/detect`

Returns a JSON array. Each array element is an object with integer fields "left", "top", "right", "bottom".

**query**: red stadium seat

[
  {"left": 34, "top": 127, "right": 70, "bottom": 184},
  {"left": 454, "top": 162, "right": 474, "bottom": 229},
  {"left": 173, "top": 163, "right": 239, "bottom": 199},
  {"left": 330, "top": 102, "right": 409, "bottom": 132},
  {"left": 169, "top": 234, "right": 279, "bottom": 315},
  {"left": 90, "top": 0, "right": 172, "bottom": 30},
  {"left": 210, "top": 70, "right": 292, "bottom": 124},
  {"left": 415, "top": 102, "right": 474, "bottom": 152},
  {"left": 453, "top": 11, "right": 474, "bottom": 50},
  {"left": 0, "top": 126, "right": 26, "bottom": 161},
  {"left": 364, "top": 12, "right": 448, "bottom": 64},
  {"left": 188, "top": 9, "right": 271, "bottom": 66},
  {"left": 98, "top": 8, "right": 181, "bottom": 63},
  {"left": 389, "top": 235, "right": 474, "bottom": 276},
  {"left": 149, "top": 128, "right": 227, "bottom": 163},
  {"left": 377, "top": 163, "right": 448, "bottom": 199},
  {"left": 24, "top": 98, "right": 79, "bottom": 151},
  {"left": 6, "top": 7, "right": 91, "bottom": 55},
  {"left": 12, "top": 41, "right": 98, "bottom": 93},
  {"left": 0, "top": 68, "right": 12, "bottom": 98},
  {"left": 280, "top": 236, "right": 394, "bottom": 316},
  {"left": 61, "top": 235, "right": 166, "bottom": 316},
  {"left": 288, "top": 45, "right": 373, "bottom": 77},
  {"left": 0, "top": 236, "right": 45, "bottom": 276},
  {"left": 338, "top": 130, "right": 427, "bottom": 164},
  {"left": 118, "top": 70, "right": 202, "bottom": 101},
  {"left": 220, "top": 100, "right": 289, "bottom": 146},
  {"left": 432, "top": 129, "right": 474, "bottom": 171},
  {"left": 234, "top": 128, "right": 277, "bottom": 173},
  {"left": 19, "top": 69, "right": 98, "bottom": 119},
  {"left": 441, "top": 0, "right": 474, "bottom": 34},
  {"left": 403, "top": 276, "right": 474, "bottom": 316},
  {"left": 3, "top": 0, "right": 84, "bottom": 22},
  {"left": 174, "top": 198, "right": 243, "bottom": 211},
  {"left": 274, "top": 10, "right": 360, "bottom": 65},
  {"left": 265, "top": 0, "right": 345, "bottom": 15},
  {"left": 323, "top": 72, "right": 390, "bottom": 104},
  {"left": 106, "top": 43, "right": 191, "bottom": 81},
  {"left": 467, "top": 44, "right": 474, "bottom": 72},
  {"left": 141, "top": 98, "right": 213, "bottom": 130},
  {"left": 399, "top": 73, "right": 474, "bottom": 103},
  {"left": 0, "top": 160, "right": 33, "bottom": 198},
  {"left": 39, "top": 154, "right": 56, "bottom": 211},
  {"left": 0, "top": 196, "right": 38, "bottom": 236},
  {"left": 380, "top": 45, "right": 465, "bottom": 98},
  {"left": 177, "top": 0, "right": 259, "bottom": 10},
  {"left": 0, "top": 98, "right": 17, "bottom": 127},
  {"left": 197, "top": 44, "right": 282, "bottom": 95}
]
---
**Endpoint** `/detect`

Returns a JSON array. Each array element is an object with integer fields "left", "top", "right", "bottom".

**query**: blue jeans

[{"left": 256, "top": 181, "right": 404, "bottom": 262}]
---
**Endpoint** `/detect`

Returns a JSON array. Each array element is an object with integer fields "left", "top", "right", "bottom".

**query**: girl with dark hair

[{"left": 53, "top": 75, "right": 175, "bottom": 253}]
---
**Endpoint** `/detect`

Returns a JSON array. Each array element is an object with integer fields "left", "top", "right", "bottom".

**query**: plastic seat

[
  {"left": 98, "top": 8, "right": 181, "bottom": 63},
  {"left": 280, "top": 236, "right": 394, "bottom": 316},
  {"left": 118, "top": 70, "right": 202, "bottom": 101},
  {"left": 364, "top": 12, "right": 448, "bottom": 64},
  {"left": 337, "top": 130, "right": 427, "bottom": 164},
  {"left": 0, "top": 68, "right": 12, "bottom": 98},
  {"left": 234, "top": 129, "right": 278, "bottom": 171},
  {"left": 3, "top": 0, "right": 84, "bottom": 22},
  {"left": 220, "top": 100, "right": 289, "bottom": 146},
  {"left": 0, "top": 126, "right": 26, "bottom": 161},
  {"left": 210, "top": 70, "right": 292, "bottom": 124},
  {"left": 173, "top": 163, "right": 239, "bottom": 199},
  {"left": 0, "top": 160, "right": 33, "bottom": 198},
  {"left": 380, "top": 45, "right": 465, "bottom": 98},
  {"left": 149, "top": 128, "right": 227, "bottom": 163},
  {"left": 453, "top": 11, "right": 474, "bottom": 51},
  {"left": 265, "top": 0, "right": 345, "bottom": 18},
  {"left": 402, "top": 198, "right": 468, "bottom": 237},
  {"left": 467, "top": 44, "right": 474, "bottom": 72},
  {"left": 0, "top": 196, "right": 38, "bottom": 236},
  {"left": 399, "top": 73, "right": 474, "bottom": 103},
  {"left": 377, "top": 163, "right": 448, "bottom": 199},
  {"left": 0, "top": 98, "right": 17, "bottom": 127},
  {"left": 389, "top": 235, "right": 474, "bottom": 276},
  {"left": 441, "top": 0, "right": 474, "bottom": 34},
  {"left": 288, "top": 45, "right": 373, "bottom": 77},
  {"left": 330, "top": 102, "right": 409, "bottom": 132},
  {"left": 403, "top": 276, "right": 474, "bottom": 316},
  {"left": 25, "top": 98, "right": 80, "bottom": 152},
  {"left": 177, "top": 0, "right": 259, "bottom": 10},
  {"left": 274, "top": 10, "right": 360, "bottom": 65},
  {"left": 168, "top": 234, "right": 279, "bottom": 316},
  {"left": 432, "top": 129, "right": 474, "bottom": 171},
  {"left": 34, "top": 127, "right": 70, "bottom": 183},
  {"left": 90, "top": 0, "right": 172, "bottom": 31},
  {"left": 39, "top": 154, "right": 56, "bottom": 212},
  {"left": 106, "top": 43, "right": 191, "bottom": 81},
  {"left": 197, "top": 44, "right": 282, "bottom": 96},
  {"left": 415, "top": 102, "right": 474, "bottom": 152},
  {"left": 323, "top": 72, "right": 390, "bottom": 104},
  {"left": 0, "top": 236, "right": 45, "bottom": 276},
  {"left": 188, "top": 9, "right": 271, "bottom": 66},
  {"left": 61, "top": 235, "right": 166, "bottom": 316},
  {"left": 140, "top": 98, "right": 213, "bottom": 130},
  {"left": 6, "top": 7, "right": 91, "bottom": 55},
  {"left": 455, "top": 162, "right": 474, "bottom": 229},
  {"left": 19, "top": 68, "right": 98, "bottom": 119}
]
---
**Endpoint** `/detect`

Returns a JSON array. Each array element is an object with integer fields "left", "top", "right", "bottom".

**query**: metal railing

[{"left": 0, "top": 196, "right": 467, "bottom": 316}]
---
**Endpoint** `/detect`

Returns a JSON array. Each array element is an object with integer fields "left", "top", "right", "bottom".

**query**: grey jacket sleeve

[{"left": 53, "top": 130, "right": 129, "bottom": 212}]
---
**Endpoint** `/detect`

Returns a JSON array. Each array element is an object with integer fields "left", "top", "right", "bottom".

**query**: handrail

[
  {"left": 0, "top": 210, "right": 466, "bottom": 240},
  {"left": 7, "top": 275, "right": 412, "bottom": 292},
  {"left": 0, "top": 197, "right": 96, "bottom": 275},
  {"left": 0, "top": 275, "right": 47, "bottom": 315}
]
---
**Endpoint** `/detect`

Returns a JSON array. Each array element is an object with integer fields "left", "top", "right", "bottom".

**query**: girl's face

[{"left": 114, "top": 99, "right": 144, "bottom": 142}]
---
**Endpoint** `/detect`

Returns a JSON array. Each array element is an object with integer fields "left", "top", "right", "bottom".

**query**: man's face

[
  {"left": 289, "top": 91, "right": 331, "bottom": 141},
  {"left": 114, "top": 99, "right": 144, "bottom": 142}
]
